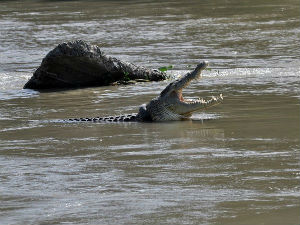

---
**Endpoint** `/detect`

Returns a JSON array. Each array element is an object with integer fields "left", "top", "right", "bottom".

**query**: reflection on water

[{"left": 0, "top": 0, "right": 300, "bottom": 225}]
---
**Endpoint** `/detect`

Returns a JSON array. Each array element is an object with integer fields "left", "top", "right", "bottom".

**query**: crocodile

[{"left": 68, "top": 61, "right": 223, "bottom": 122}]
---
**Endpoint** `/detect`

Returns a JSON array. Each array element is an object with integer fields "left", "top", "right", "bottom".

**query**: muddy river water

[{"left": 0, "top": 0, "right": 299, "bottom": 224}]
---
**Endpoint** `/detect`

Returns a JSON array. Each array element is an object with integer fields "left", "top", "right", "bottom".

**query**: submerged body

[{"left": 69, "top": 61, "right": 223, "bottom": 122}]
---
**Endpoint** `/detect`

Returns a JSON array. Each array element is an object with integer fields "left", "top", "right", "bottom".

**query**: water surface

[{"left": 0, "top": 0, "right": 299, "bottom": 224}]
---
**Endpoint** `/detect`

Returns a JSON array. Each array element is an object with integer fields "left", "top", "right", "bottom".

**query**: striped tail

[{"left": 67, "top": 114, "right": 137, "bottom": 122}]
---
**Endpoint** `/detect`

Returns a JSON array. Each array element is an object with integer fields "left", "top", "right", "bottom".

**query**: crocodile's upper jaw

[{"left": 143, "top": 61, "right": 223, "bottom": 121}]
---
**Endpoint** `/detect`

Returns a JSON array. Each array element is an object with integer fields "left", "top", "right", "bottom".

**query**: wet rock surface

[{"left": 23, "top": 40, "right": 167, "bottom": 90}]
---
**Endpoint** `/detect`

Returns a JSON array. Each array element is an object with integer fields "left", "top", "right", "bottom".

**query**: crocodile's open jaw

[
  {"left": 177, "top": 89, "right": 222, "bottom": 106},
  {"left": 157, "top": 61, "right": 223, "bottom": 119}
]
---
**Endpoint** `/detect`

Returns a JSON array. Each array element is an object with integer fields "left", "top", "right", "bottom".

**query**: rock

[{"left": 23, "top": 40, "right": 168, "bottom": 90}]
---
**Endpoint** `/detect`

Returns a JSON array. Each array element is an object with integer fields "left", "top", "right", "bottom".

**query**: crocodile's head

[{"left": 138, "top": 61, "right": 223, "bottom": 121}]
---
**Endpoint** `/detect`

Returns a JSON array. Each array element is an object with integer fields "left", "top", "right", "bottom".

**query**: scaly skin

[{"left": 68, "top": 61, "right": 223, "bottom": 122}]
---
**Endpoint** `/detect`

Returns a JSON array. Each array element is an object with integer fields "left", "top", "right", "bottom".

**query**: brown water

[{"left": 0, "top": 0, "right": 300, "bottom": 225}]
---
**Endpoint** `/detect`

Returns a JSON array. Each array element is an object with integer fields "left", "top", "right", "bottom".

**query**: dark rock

[{"left": 24, "top": 40, "right": 168, "bottom": 90}]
